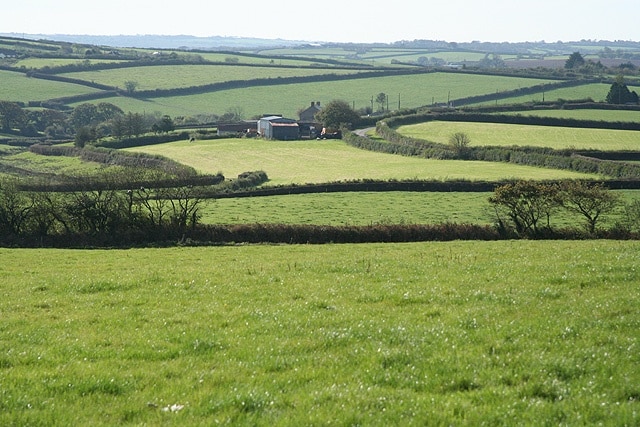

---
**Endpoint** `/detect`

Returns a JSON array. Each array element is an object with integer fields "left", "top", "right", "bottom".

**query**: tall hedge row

[{"left": 362, "top": 115, "right": 640, "bottom": 179}]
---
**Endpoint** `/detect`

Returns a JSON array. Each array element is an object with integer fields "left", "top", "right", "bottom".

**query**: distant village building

[
  {"left": 299, "top": 101, "right": 322, "bottom": 122},
  {"left": 257, "top": 116, "right": 299, "bottom": 140}
]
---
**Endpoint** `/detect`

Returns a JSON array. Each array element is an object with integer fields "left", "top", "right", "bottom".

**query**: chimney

[
  {"left": 311, "top": 101, "right": 315, "bottom": 107},
  {"left": 316, "top": 101, "right": 320, "bottom": 107}
]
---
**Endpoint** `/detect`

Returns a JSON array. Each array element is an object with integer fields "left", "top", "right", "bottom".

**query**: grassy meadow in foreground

[
  {"left": 128, "top": 139, "right": 599, "bottom": 185},
  {"left": 0, "top": 241, "right": 638, "bottom": 425},
  {"left": 396, "top": 121, "right": 640, "bottom": 151}
]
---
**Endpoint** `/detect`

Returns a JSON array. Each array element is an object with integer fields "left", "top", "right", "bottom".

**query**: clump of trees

[
  {"left": 489, "top": 180, "right": 623, "bottom": 237},
  {"left": 0, "top": 174, "right": 205, "bottom": 246},
  {"left": 315, "top": 99, "right": 361, "bottom": 131},
  {"left": 606, "top": 75, "right": 639, "bottom": 105}
]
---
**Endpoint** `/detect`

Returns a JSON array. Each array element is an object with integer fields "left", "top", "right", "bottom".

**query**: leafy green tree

[
  {"left": 74, "top": 126, "right": 96, "bottom": 147},
  {"left": 152, "top": 115, "right": 175, "bottom": 133},
  {"left": 96, "top": 102, "right": 124, "bottom": 121},
  {"left": 314, "top": 99, "right": 360, "bottom": 130},
  {"left": 489, "top": 181, "right": 559, "bottom": 236},
  {"left": 70, "top": 103, "right": 99, "bottom": 130},
  {"left": 375, "top": 93, "right": 387, "bottom": 112},
  {"left": 448, "top": 132, "right": 471, "bottom": 158},
  {"left": 0, "top": 101, "right": 27, "bottom": 132},
  {"left": 565, "top": 51, "right": 585, "bottom": 69},
  {"left": 558, "top": 181, "right": 619, "bottom": 234},
  {"left": 606, "top": 75, "right": 639, "bottom": 104},
  {"left": 124, "top": 80, "right": 139, "bottom": 94}
]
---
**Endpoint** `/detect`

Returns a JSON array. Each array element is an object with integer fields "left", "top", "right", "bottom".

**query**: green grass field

[
  {"left": 396, "top": 121, "right": 640, "bottom": 151},
  {"left": 504, "top": 109, "right": 640, "bottom": 122},
  {"left": 0, "top": 70, "right": 100, "bottom": 102},
  {"left": 127, "top": 138, "right": 599, "bottom": 185},
  {"left": 202, "top": 192, "right": 494, "bottom": 226},
  {"left": 200, "top": 190, "right": 639, "bottom": 227},
  {"left": 2, "top": 151, "right": 108, "bottom": 177},
  {"left": 1, "top": 241, "right": 638, "bottom": 425},
  {"left": 63, "top": 72, "right": 555, "bottom": 118},
  {"left": 471, "top": 83, "right": 611, "bottom": 106},
  {"left": 12, "top": 58, "right": 127, "bottom": 69},
  {"left": 60, "top": 65, "right": 361, "bottom": 91}
]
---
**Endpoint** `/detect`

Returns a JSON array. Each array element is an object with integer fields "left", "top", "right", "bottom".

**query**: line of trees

[
  {"left": 0, "top": 175, "right": 205, "bottom": 246},
  {"left": 489, "top": 180, "right": 634, "bottom": 237}
]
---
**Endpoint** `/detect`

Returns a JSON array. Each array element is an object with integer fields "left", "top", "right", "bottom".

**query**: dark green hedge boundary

[
  {"left": 344, "top": 114, "right": 640, "bottom": 179},
  {"left": 5, "top": 222, "right": 638, "bottom": 248}
]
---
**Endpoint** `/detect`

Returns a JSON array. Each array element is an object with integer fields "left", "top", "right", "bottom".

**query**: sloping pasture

[
  {"left": 128, "top": 138, "right": 599, "bottom": 185},
  {"left": 396, "top": 121, "right": 640, "bottom": 151},
  {"left": 0, "top": 69, "right": 100, "bottom": 102},
  {"left": 80, "top": 72, "right": 558, "bottom": 118},
  {"left": 200, "top": 189, "right": 638, "bottom": 227},
  {"left": 0, "top": 241, "right": 638, "bottom": 425},
  {"left": 469, "top": 83, "right": 611, "bottom": 106},
  {"left": 59, "top": 65, "right": 362, "bottom": 91},
  {"left": 503, "top": 109, "right": 640, "bottom": 122}
]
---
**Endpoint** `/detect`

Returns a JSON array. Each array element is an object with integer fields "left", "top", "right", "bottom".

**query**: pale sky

[{"left": 3, "top": 0, "right": 639, "bottom": 43}]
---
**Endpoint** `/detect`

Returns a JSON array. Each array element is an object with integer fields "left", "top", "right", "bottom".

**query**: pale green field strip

[
  {"left": 128, "top": 139, "right": 598, "bottom": 186},
  {"left": 86, "top": 72, "right": 559, "bottom": 118},
  {"left": 0, "top": 241, "right": 638, "bottom": 425},
  {"left": 59, "top": 65, "right": 361, "bottom": 91},
  {"left": 470, "top": 83, "right": 611, "bottom": 106},
  {"left": 397, "top": 121, "right": 640, "bottom": 151},
  {"left": 196, "top": 52, "right": 315, "bottom": 66},
  {"left": 503, "top": 109, "right": 640, "bottom": 122},
  {"left": 200, "top": 190, "right": 639, "bottom": 226},
  {"left": 0, "top": 70, "right": 100, "bottom": 102},
  {"left": 12, "top": 58, "right": 127, "bottom": 68},
  {"left": 1, "top": 151, "right": 112, "bottom": 176},
  {"left": 202, "top": 192, "right": 494, "bottom": 225}
]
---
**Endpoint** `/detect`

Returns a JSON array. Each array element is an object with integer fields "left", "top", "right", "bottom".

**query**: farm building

[
  {"left": 299, "top": 101, "right": 322, "bottom": 122},
  {"left": 217, "top": 121, "right": 257, "bottom": 137},
  {"left": 257, "top": 116, "right": 300, "bottom": 140}
]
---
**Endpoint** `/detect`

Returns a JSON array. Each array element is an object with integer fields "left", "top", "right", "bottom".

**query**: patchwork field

[
  {"left": 66, "top": 72, "right": 555, "bottom": 118},
  {"left": 396, "top": 121, "right": 640, "bottom": 151},
  {"left": 200, "top": 190, "right": 639, "bottom": 227},
  {"left": 1, "top": 241, "right": 638, "bottom": 425},
  {"left": 127, "top": 138, "right": 599, "bottom": 185}
]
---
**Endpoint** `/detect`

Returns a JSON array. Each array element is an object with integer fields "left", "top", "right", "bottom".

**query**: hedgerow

[{"left": 356, "top": 116, "right": 640, "bottom": 179}]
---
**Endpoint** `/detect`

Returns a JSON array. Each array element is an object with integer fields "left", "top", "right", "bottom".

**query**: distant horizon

[
  {"left": 4, "top": 32, "right": 639, "bottom": 47},
  {"left": 3, "top": 0, "right": 639, "bottom": 45}
]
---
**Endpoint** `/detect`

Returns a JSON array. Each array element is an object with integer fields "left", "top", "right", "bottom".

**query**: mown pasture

[
  {"left": 127, "top": 138, "right": 599, "bottom": 186},
  {"left": 396, "top": 121, "right": 640, "bottom": 151},
  {"left": 503, "top": 108, "right": 640, "bottom": 122},
  {"left": 59, "top": 65, "right": 362, "bottom": 91},
  {"left": 12, "top": 58, "right": 127, "bottom": 69},
  {"left": 0, "top": 70, "right": 100, "bottom": 103},
  {"left": 254, "top": 47, "right": 491, "bottom": 65},
  {"left": 1, "top": 241, "right": 638, "bottom": 426},
  {"left": 470, "top": 83, "right": 611, "bottom": 106},
  {"left": 1, "top": 151, "right": 111, "bottom": 177},
  {"left": 68, "top": 72, "right": 556, "bottom": 118},
  {"left": 199, "top": 190, "right": 639, "bottom": 227}
]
